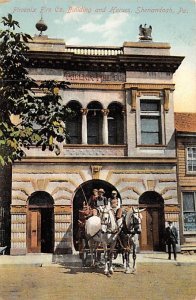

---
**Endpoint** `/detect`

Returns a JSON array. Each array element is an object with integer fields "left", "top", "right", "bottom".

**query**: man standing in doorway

[{"left": 165, "top": 221, "right": 178, "bottom": 260}]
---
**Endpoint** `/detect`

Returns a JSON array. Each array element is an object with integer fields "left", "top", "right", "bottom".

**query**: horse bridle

[
  {"left": 100, "top": 208, "right": 122, "bottom": 234},
  {"left": 100, "top": 207, "right": 110, "bottom": 225}
]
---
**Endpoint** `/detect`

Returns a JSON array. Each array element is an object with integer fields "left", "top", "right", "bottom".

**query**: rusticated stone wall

[{"left": 11, "top": 161, "right": 179, "bottom": 254}]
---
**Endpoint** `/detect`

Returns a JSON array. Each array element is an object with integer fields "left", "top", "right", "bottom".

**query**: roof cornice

[{"left": 26, "top": 51, "right": 184, "bottom": 73}]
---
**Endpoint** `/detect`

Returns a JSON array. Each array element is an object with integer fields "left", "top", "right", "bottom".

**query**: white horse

[
  {"left": 117, "top": 207, "right": 144, "bottom": 274},
  {"left": 85, "top": 206, "right": 122, "bottom": 275}
]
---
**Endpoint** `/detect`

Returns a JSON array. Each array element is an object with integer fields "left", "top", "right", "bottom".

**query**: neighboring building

[
  {"left": 8, "top": 24, "right": 184, "bottom": 255},
  {"left": 0, "top": 165, "right": 12, "bottom": 253},
  {"left": 175, "top": 113, "right": 196, "bottom": 253}
]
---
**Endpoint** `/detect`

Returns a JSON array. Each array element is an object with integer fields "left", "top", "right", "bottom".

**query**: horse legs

[
  {"left": 108, "top": 250, "right": 114, "bottom": 274},
  {"left": 124, "top": 252, "right": 131, "bottom": 274},
  {"left": 103, "top": 248, "right": 109, "bottom": 275},
  {"left": 81, "top": 239, "right": 87, "bottom": 267},
  {"left": 132, "top": 245, "right": 137, "bottom": 273},
  {"left": 88, "top": 240, "right": 96, "bottom": 267}
]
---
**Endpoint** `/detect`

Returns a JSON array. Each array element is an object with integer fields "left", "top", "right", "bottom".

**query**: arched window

[
  {"left": 108, "top": 102, "right": 124, "bottom": 145},
  {"left": 87, "top": 101, "right": 103, "bottom": 144},
  {"left": 66, "top": 101, "right": 82, "bottom": 144}
]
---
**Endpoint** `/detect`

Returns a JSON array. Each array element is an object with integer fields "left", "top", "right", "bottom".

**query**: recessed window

[
  {"left": 108, "top": 103, "right": 124, "bottom": 145},
  {"left": 141, "top": 101, "right": 160, "bottom": 112},
  {"left": 87, "top": 102, "right": 103, "bottom": 144},
  {"left": 187, "top": 147, "right": 196, "bottom": 173},
  {"left": 140, "top": 100, "right": 162, "bottom": 145},
  {"left": 66, "top": 101, "right": 82, "bottom": 144}
]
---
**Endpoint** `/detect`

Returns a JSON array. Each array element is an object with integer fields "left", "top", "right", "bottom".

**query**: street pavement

[
  {"left": 0, "top": 252, "right": 196, "bottom": 266},
  {"left": 0, "top": 255, "right": 196, "bottom": 300}
]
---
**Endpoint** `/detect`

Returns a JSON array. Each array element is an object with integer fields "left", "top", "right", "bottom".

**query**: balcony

[{"left": 65, "top": 45, "right": 123, "bottom": 56}]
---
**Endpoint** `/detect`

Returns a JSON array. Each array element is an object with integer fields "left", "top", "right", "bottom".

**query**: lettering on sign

[
  {"left": 63, "top": 71, "right": 125, "bottom": 83},
  {"left": 184, "top": 212, "right": 196, "bottom": 231}
]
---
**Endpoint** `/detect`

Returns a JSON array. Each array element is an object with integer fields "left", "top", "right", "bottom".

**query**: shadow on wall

[
  {"left": 0, "top": 165, "right": 12, "bottom": 254},
  {"left": 167, "top": 131, "right": 176, "bottom": 150},
  {"left": 53, "top": 223, "right": 72, "bottom": 255}
]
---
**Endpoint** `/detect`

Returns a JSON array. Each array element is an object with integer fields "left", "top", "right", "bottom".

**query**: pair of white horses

[{"left": 84, "top": 206, "right": 143, "bottom": 276}]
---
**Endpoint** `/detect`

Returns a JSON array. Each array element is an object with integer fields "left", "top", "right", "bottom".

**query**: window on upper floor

[
  {"left": 108, "top": 103, "right": 124, "bottom": 145},
  {"left": 66, "top": 101, "right": 82, "bottom": 144},
  {"left": 182, "top": 192, "right": 196, "bottom": 233},
  {"left": 87, "top": 101, "right": 103, "bottom": 144},
  {"left": 139, "top": 100, "right": 162, "bottom": 145},
  {"left": 186, "top": 147, "right": 196, "bottom": 173}
]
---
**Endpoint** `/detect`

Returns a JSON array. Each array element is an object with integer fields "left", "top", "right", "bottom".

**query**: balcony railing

[{"left": 65, "top": 46, "right": 123, "bottom": 56}]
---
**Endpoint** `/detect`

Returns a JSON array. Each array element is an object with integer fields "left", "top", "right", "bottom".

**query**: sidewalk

[{"left": 0, "top": 252, "right": 196, "bottom": 267}]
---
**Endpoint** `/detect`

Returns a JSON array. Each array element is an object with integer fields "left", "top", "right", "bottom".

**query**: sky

[{"left": 0, "top": 0, "right": 195, "bottom": 112}]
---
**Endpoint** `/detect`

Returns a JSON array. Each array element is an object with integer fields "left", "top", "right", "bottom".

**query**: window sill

[
  {"left": 183, "top": 231, "right": 196, "bottom": 235},
  {"left": 63, "top": 144, "right": 126, "bottom": 148},
  {"left": 137, "top": 144, "right": 166, "bottom": 148},
  {"left": 185, "top": 172, "right": 196, "bottom": 176}
]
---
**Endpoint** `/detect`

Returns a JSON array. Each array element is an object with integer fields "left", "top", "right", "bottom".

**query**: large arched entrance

[
  {"left": 27, "top": 191, "right": 54, "bottom": 253},
  {"left": 139, "top": 191, "right": 165, "bottom": 251},
  {"left": 73, "top": 179, "right": 121, "bottom": 251}
]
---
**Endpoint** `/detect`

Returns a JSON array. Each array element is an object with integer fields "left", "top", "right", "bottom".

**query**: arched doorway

[
  {"left": 27, "top": 191, "right": 54, "bottom": 253},
  {"left": 139, "top": 191, "right": 165, "bottom": 251},
  {"left": 73, "top": 179, "right": 121, "bottom": 251}
]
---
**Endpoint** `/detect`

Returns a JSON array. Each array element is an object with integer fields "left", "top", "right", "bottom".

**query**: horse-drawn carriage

[
  {"left": 77, "top": 203, "right": 143, "bottom": 275},
  {"left": 77, "top": 204, "right": 106, "bottom": 265},
  {"left": 77, "top": 204, "right": 92, "bottom": 265}
]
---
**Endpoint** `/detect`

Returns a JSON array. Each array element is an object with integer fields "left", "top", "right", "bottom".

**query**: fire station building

[{"left": 7, "top": 25, "right": 185, "bottom": 255}]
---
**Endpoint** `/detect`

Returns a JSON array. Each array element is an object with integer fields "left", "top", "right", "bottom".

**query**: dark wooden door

[
  {"left": 27, "top": 209, "right": 41, "bottom": 253},
  {"left": 140, "top": 208, "right": 160, "bottom": 251}
]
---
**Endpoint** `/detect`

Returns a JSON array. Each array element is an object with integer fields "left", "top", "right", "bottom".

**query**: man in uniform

[
  {"left": 88, "top": 188, "right": 98, "bottom": 208},
  {"left": 165, "top": 221, "right": 178, "bottom": 260},
  {"left": 108, "top": 190, "right": 122, "bottom": 223},
  {"left": 96, "top": 188, "right": 108, "bottom": 207}
]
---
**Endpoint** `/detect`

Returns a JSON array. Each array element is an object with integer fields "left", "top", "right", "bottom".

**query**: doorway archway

[
  {"left": 73, "top": 179, "right": 121, "bottom": 251},
  {"left": 139, "top": 191, "right": 165, "bottom": 251},
  {"left": 27, "top": 191, "right": 54, "bottom": 253}
]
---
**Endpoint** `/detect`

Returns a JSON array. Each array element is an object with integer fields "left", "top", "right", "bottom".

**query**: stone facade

[{"left": 9, "top": 34, "right": 184, "bottom": 255}]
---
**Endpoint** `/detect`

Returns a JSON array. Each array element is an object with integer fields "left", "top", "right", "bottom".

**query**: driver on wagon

[
  {"left": 108, "top": 190, "right": 122, "bottom": 221},
  {"left": 89, "top": 188, "right": 108, "bottom": 216},
  {"left": 96, "top": 188, "right": 108, "bottom": 207}
]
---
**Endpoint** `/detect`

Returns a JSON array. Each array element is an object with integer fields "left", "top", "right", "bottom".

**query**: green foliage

[{"left": 0, "top": 14, "right": 71, "bottom": 165}]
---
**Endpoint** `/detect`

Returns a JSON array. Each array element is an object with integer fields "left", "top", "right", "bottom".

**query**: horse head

[
  {"left": 99, "top": 206, "right": 118, "bottom": 233},
  {"left": 125, "top": 207, "right": 144, "bottom": 234}
]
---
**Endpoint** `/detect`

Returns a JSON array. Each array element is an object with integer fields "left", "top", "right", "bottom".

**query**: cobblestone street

[{"left": 0, "top": 262, "right": 196, "bottom": 300}]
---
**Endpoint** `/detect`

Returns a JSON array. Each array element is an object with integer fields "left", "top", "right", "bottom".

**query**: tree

[{"left": 0, "top": 14, "right": 71, "bottom": 166}]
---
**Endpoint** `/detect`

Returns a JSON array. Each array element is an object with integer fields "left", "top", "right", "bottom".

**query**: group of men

[{"left": 88, "top": 188, "right": 122, "bottom": 219}]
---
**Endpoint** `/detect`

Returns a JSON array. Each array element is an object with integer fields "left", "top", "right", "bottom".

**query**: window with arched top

[
  {"left": 87, "top": 101, "right": 103, "bottom": 144},
  {"left": 66, "top": 101, "right": 82, "bottom": 144},
  {"left": 108, "top": 102, "right": 124, "bottom": 145}
]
